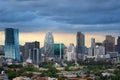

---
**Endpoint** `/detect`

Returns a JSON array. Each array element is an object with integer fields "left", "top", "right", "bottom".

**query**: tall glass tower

[
  {"left": 76, "top": 32, "right": 85, "bottom": 54},
  {"left": 5, "top": 28, "right": 21, "bottom": 61},
  {"left": 44, "top": 32, "right": 54, "bottom": 58},
  {"left": 54, "top": 43, "right": 64, "bottom": 60}
]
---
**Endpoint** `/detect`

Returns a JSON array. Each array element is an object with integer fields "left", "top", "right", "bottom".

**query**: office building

[
  {"left": 5, "top": 28, "right": 20, "bottom": 61},
  {"left": 91, "top": 38, "right": 95, "bottom": 56},
  {"left": 94, "top": 43, "right": 105, "bottom": 56},
  {"left": 76, "top": 32, "right": 85, "bottom": 55},
  {"left": 29, "top": 48, "right": 41, "bottom": 65},
  {"left": 91, "top": 38, "right": 95, "bottom": 48},
  {"left": 76, "top": 32, "right": 85, "bottom": 60},
  {"left": 88, "top": 42, "right": 105, "bottom": 57},
  {"left": 23, "top": 41, "right": 40, "bottom": 62},
  {"left": 88, "top": 48, "right": 93, "bottom": 56},
  {"left": 54, "top": 43, "right": 65, "bottom": 60},
  {"left": 104, "top": 35, "right": 115, "bottom": 53},
  {"left": 65, "top": 43, "right": 76, "bottom": 61},
  {"left": 116, "top": 36, "right": 120, "bottom": 54},
  {"left": 0, "top": 45, "right": 4, "bottom": 55},
  {"left": 44, "top": 32, "right": 54, "bottom": 58}
]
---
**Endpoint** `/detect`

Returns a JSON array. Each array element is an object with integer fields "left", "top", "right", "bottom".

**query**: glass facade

[
  {"left": 76, "top": 32, "right": 85, "bottom": 54},
  {"left": 44, "top": 32, "right": 54, "bottom": 57},
  {"left": 54, "top": 43, "right": 64, "bottom": 59},
  {"left": 5, "top": 28, "right": 21, "bottom": 61}
]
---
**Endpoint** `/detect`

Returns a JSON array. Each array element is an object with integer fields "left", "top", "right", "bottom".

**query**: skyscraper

[
  {"left": 65, "top": 43, "right": 76, "bottom": 61},
  {"left": 76, "top": 32, "right": 85, "bottom": 54},
  {"left": 104, "top": 35, "right": 115, "bottom": 53},
  {"left": 23, "top": 41, "right": 40, "bottom": 62},
  {"left": 91, "top": 38, "right": 95, "bottom": 56},
  {"left": 29, "top": 48, "right": 41, "bottom": 65},
  {"left": 91, "top": 38, "right": 95, "bottom": 48},
  {"left": 54, "top": 43, "right": 65, "bottom": 60},
  {"left": 5, "top": 28, "right": 20, "bottom": 61},
  {"left": 44, "top": 32, "right": 54, "bottom": 58},
  {"left": 116, "top": 36, "right": 120, "bottom": 54},
  {"left": 94, "top": 43, "right": 105, "bottom": 56},
  {"left": 88, "top": 42, "right": 105, "bottom": 58}
]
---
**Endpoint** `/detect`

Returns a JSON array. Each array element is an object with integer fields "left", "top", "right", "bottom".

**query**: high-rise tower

[
  {"left": 5, "top": 28, "right": 20, "bottom": 61},
  {"left": 54, "top": 43, "right": 65, "bottom": 60},
  {"left": 91, "top": 38, "right": 95, "bottom": 48},
  {"left": 116, "top": 36, "right": 120, "bottom": 54},
  {"left": 76, "top": 32, "right": 85, "bottom": 54},
  {"left": 23, "top": 41, "right": 40, "bottom": 62},
  {"left": 104, "top": 35, "right": 115, "bottom": 53},
  {"left": 91, "top": 38, "right": 95, "bottom": 56},
  {"left": 44, "top": 32, "right": 54, "bottom": 58},
  {"left": 66, "top": 43, "right": 76, "bottom": 61}
]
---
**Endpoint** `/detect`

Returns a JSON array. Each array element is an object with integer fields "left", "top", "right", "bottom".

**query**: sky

[{"left": 0, "top": 0, "right": 120, "bottom": 47}]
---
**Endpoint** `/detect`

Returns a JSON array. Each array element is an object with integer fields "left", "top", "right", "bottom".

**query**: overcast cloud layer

[{"left": 0, "top": 0, "right": 120, "bottom": 34}]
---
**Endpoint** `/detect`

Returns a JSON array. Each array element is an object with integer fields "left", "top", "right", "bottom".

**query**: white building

[
  {"left": 88, "top": 38, "right": 105, "bottom": 59},
  {"left": 106, "top": 52, "right": 120, "bottom": 63},
  {"left": 94, "top": 45, "right": 105, "bottom": 56},
  {"left": 65, "top": 44, "right": 76, "bottom": 61},
  {"left": 88, "top": 48, "right": 93, "bottom": 56}
]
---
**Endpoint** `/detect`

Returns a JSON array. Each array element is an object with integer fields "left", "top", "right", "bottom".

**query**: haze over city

[{"left": 0, "top": 0, "right": 120, "bottom": 47}]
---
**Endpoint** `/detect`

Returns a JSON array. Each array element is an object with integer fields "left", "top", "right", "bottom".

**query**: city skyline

[
  {"left": 0, "top": 0, "right": 120, "bottom": 47},
  {"left": 0, "top": 31, "right": 119, "bottom": 47},
  {"left": 0, "top": 1, "right": 120, "bottom": 80}
]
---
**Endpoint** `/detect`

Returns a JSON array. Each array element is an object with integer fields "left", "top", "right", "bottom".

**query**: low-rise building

[
  {"left": 13, "top": 77, "right": 30, "bottom": 80},
  {"left": 0, "top": 71, "right": 8, "bottom": 80},
  {"left": 31, "top": 76, "right": 58, "bottom": 80},
  {"left": 68, "top": 78, "right": 93, "bottom": 80},
  {"left": 61, "top": 70, "right": 86, "bottom": 78}
]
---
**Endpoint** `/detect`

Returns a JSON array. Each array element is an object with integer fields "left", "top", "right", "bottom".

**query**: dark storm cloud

[{"left": 0, "top": 0, "right": 120, "bottom": 33}]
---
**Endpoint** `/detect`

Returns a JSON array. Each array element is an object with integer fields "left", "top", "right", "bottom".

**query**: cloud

[{"left": 0, "top": 0, "right": 120, "bottom": 35}]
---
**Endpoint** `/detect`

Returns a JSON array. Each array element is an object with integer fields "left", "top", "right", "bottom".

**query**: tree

[{"left": 40, "top": 67, "right": 59, "bottom": 78}]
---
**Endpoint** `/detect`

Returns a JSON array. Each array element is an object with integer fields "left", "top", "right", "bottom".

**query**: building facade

[
  {"left": 23, "top": 41, "right": 40, "bottom": 62},
  {"left": 76, "top": 32, "right": 85, "bottom": 55},
  {"left": 54, "top": 43, "right": 65, "bottom": 60},
  {"left": 0, "top": 45, "right": 4, "bottom": 55},
  {"left": 116, "top": 36, "right": 120, "bottom": 54},
  {"left": 29, "top": 48, "right": 41, "bottom": 65},
  {"left": 88, "top": 41, "right": 105, "bottom": 58},
  {"left": 44, "top": 32, "right": 54, "bottom": 58},
  {"left": 94, "top": 45, "right": 105, "bottom": 56},
  {"left": 91, "top": 38, "right": 95, "bottom": 56},
  {"left": 5, "top": 28, "right": 21, "bottom": 61},
  {"left": 88, "top": 48, "right": 93, "bottom": 56},
  {"left": 104, "top": 35, "right": 115, "bottom": 53},
  {"left": 65, "top": 43, "right": 76, "bottom": 61}
]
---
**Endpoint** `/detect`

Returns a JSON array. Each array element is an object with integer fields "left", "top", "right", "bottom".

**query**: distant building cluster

[
  {"left": 87, "top": 35, "right": 120, "bottom": 62},
  {"left": 0, "top": 28, "right": 119, "bottom": 65}
]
